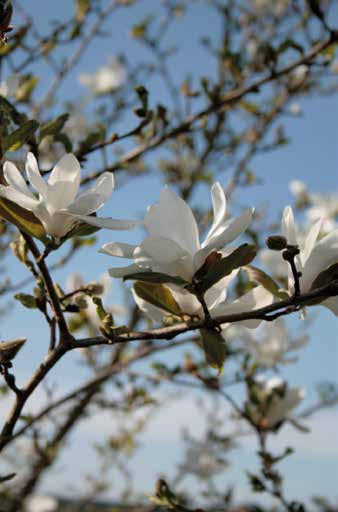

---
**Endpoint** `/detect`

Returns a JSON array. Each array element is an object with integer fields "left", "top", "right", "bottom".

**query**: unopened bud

[
  {"left": 87, "top": 283, "right": 104, "bottom": 296},
  {"left": 265, "top": 236, "right": 287, "bottom": 251}
]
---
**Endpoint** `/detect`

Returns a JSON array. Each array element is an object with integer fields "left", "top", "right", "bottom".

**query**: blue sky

[{"left": 0, "top": 0, "right": 338, "bottom": 507}]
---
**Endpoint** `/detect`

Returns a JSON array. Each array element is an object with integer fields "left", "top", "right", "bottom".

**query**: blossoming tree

[{"left": 0, "top": 1, "right": 337, "bottom": 511}]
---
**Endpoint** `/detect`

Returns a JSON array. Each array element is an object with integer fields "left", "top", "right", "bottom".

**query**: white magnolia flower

[
  {"left": 25, "top": 495, "right": 58, "bottom": 512},
  {"left": 306, "top": 193, "right": 338, "bottom": 232},
  {"left": 0, "top": 74, "right": 19, "bottom": 98},
  {"left": 100, "top": 183, "right": 272, "bottom": 326},
  {"left": 101, "top": 183, "right": 253, "bottom": 282},
  {"left": 289, "top": 179, "right": 308, "bottom": 201},
  {"left": 0, "top": 152, "right": 137, "bottom": 239},
  {"left": 79, "top": 57, "right": 126, "bottom": 96},
  {"left": 251, "top": 377, "right": 305, "bottom": 429},
  {"left": 179, "top": 437, "right": 229, "bottom": 480},
  {"left": 237, "top": 318, "right": 309, "bottom": 367},
  {"left": 262, "top": 206, "right": 338, "bottom": 315}
]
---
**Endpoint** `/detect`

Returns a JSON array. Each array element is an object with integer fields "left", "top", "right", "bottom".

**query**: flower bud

[{"left": 265, "top": 235, "right": 287, "bottom": 251}]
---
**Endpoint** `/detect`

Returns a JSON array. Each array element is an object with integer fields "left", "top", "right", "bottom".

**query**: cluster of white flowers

[
  {"left": 1, "top": 152, "right": 337, "bottom": 426},
  {"left": 78, "top": 57, "right": 126, "bottom": 96},
  {"left": 290, "top": 179, "right": 338, "bottom": 232}
]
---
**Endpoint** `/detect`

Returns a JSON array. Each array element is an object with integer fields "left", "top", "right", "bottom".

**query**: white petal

[
  {"left": 26, "top": 153, "right": 48, "bottom": 199},
  {"left": 69, "top": 172, "right": 114, "bottom": 215},
  {"left": 301, "top": 229, "right": 338, "bottom": 291},
  {"left": 195, "top": 208, "right": 253, "bottom": 270},
  {"left": 204, "top": 182, "right": 227, "bottom": 244},
  {"left": 0, "top": 185, "right": 38, "bottom": 211},
  {"left": 267, "top": 387, "right": 305, "bottom": 427},
  {"left": 99, "top": 242, "right": 136, "bottom": 258},
  {"left": 48, "top": 154, "right": 81, "bottom": 205},
  {"left": 145, "top": 187, "right": 200, "bottom": 256},
  {"left": 134, "top": 236, "right": 194, "bottom": 281},
  {"left": 73, "top": 214, "right": 141, "bottom": 230},
  {"left": 282, "top": 206, "right": 298, "bottom": 246},
  {"left": 3, "top": 161, "right": 34, "bottom": 197},
  {"left": 131, "top": 288, "right": 168, "bottom": 323},
  {"left": 169, "top": 286, "right": 201, "bottom": 316},
  {"left": 301, "top": 218, "right": 322, "bottom": 266},
  {"left": 108, "top": 263, "right": 141, "bottom": 278},
  {"left": 212, "top": 286, "right": 274, "bottom": 329},
  {"left": 46, "top": 181, "right": 80, "bottom": 212}
]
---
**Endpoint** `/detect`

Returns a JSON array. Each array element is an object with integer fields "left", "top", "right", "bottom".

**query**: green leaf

[
  {"left": 200, "top": 328, "right": 227, "bottom": 374},
  {"left": 14, "top": 293, "right": 37, "bottom": 309},
  {"left": 39, "top": 113, "right": 69, "bottom": 143},
  {"left": 124, "top": 271, "right": 190, "bottom": 288},
  {"left": 0, "top": 96, "right": 26, "bottom": 125},
  {"left": 15, "top": 75, "right": 40, "bottom": 103},
  {"left": 0, "top": 338, "right": 27, "bottom": 363},
  {"left": 244, "top": 265, "right": 289, "bottom": 299},
  {"left": 134, "top": 281, "right": 182, "bottom": 316},
  {"left": 310, "top": 263, "right": 338, "bottom": 290},
  {"left": 196, "top": 244, "right": 257, "bottom": 294},
  {"left": 0, "top": 197, "right": 46, "bottom": 241},
  {"left": 3, "top": 120, "right": 39, "bottom": 152},
  {"left": 76, "top": 0, "right": 91, "bottom": 21}
]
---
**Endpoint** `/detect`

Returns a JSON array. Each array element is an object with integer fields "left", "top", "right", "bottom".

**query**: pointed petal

[
  {"left": 301, "top": 218, "right": 322, "bottom": 265},
  {"left": 195, "top": 208, "right": 253, "bottom": 270},
  {"left": 3, "top": 161, "right": 33, "bottom": 197},
  {"left": 134, "top": 236, "right": 194, "bottom": 281},
  {"left": 26, "top": 152, "right": 48, "bottom": 199},
  {"left": 48, "top": 154, "right": 81, "bottom": 206},
  {"left": 282, "top": 206, "right": 298, "bottom": 246},
  {"left": 73, "top": 214, "right": 141, "bottom": 230},
  {"left": 0, "top": 185, "right": 38, "bottom": 211},
  {"left": 204, "top": 182, "right": 227, "bottom": 244},
  {"left": 212, "top": 286, "right": 274, "bottom": 329},
  {"left": 69, "top": 172, "right": 114, "bottom": 215},
  {"left": 301, "top": 229, "right": 338, "bottom": 291},
  {"left": 99, "top": 242, "right": 136, "bottom": 258},
  {"left": 145, "top": 186, "right": 200, "bottom": 256}
]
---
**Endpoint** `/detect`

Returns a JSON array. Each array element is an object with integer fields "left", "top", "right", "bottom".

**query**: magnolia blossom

[
  {"left": 250, "top": 377, "right": 305, "bottom": 429},
  {"left": 100, "top": 183, "right": 272, "bottom": 326},
  {"left": 290, "top": 181, "right": 338, "bottom": 231},
  {"left": 236, "top": 318, "right": 308, "bottom": 367},
  {"left": 79, "top": 57, "right": 126, "bottom": 96},
  {"left": 0, "top": 153, "right": 137, "bottom": 239},
  {"left": 261, "top": 206, "right": 338, "bottom": 315},
  {"left": 178, "top": 436, "right": 230, "bottom": 480},
  {"left": 0, "top": 74, "right": 19, "bottom": 98},
  {"left": 101, "top": 183, "right": 253, "bottom": 282}
]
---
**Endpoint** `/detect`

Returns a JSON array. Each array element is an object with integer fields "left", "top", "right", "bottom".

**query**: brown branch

[
  {"left": 82, "top": 31, "right": 338, "bottom": 185},
  {"left": 73, "top": 279, "right": 338, "bottom": 349},
  {"left": 20, "top": 233, "right": 72, "bottom": 344}
]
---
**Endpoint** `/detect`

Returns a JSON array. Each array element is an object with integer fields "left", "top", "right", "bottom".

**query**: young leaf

[
  {"left": 134, "top": 281, "right": 182, "bottom": 316},
  {"left": 244, "top": 265, "right": 289, "bottom": 299},
  {"left": 14, "top": 293, "right": 37, "bottom": 309},
  {"left": 3, "top": 120, "right": 39, "bottom": 152},
  {"left": 200, "top": 328, "right": 227, "bottom": 374},
  {"left": 196, "top": 244, "right": 257, "bottom": 293},
  {"left": 0, "top": 197, "right": 46, "bottom": 241},
  {"left": 124, "top": 271, "right": 190, "bottom": 288},
  {"left": 39, "top": 113, "right": 69, "bottom": 142},
  {"left": 0, "top": 338, "right": 27, "bottom": 364}
]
